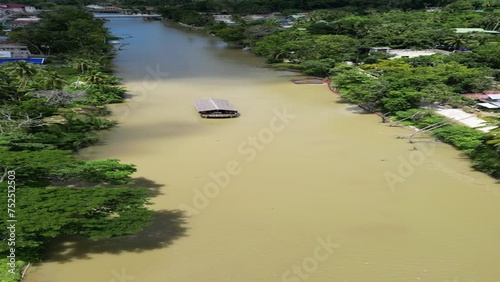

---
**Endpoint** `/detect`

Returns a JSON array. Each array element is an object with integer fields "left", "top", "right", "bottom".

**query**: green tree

[
  {"left": 0, "top": 185, "right": 153, "bottom": 261},
  {"left": 8, "top": 7, "right": 110, "bottom": 56},
  {"left": 475, "top": 42, "right": 500, "bottom": 68},
  {"left": 68, "top": 57, "right": 99, "bottom": 74},
  {"left": 485, "top": 127, "right": 500, "bottom": 148},
  {"left": 5, "top": 61, "right": 40, "bottom": 91},
  {"left": 36, "top": 70, "right": 66, "bottom": 90},
  {"left": 303, "top": 34, "right": 359, "bottom": 61},
  {"left": 444, "top": 33, "right": 472, "bottom": 50}
]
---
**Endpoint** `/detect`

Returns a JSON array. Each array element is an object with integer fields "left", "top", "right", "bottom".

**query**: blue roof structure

[{"left": 0, "top": 58, "right": 46, "bottom": 64}]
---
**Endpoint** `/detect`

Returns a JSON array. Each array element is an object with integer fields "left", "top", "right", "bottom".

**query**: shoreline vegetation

[
  {"left": 156, "top": 0, "right": 499, "bottom": 179},
  {"left": 0, "top": 7, "right": 156, "bottom": 281},
  {"left": 0, "top": 0, "right": 498, "bottom": 280}
]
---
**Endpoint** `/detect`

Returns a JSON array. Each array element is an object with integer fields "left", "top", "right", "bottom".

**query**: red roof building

[
  {"left": 461, "top": 93, "right": 489, "bottom": 100},
  {"left": 0, "top": 3, "right": 36, "bottom": 13}
]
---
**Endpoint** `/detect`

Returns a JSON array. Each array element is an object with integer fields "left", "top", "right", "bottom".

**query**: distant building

[
  {"left": 10, "top": 16, "right": 39, "bottom": 24},
  {"left": 0, "top": 3, "right": 36, "bottom": 14},
  {"left": 289, "top": 14, "right": 305, "bottom": 21},
  {"left": 0, "top": 44, "right": 45, "bottom": 64},
  {"left": 213, "top": 14, "right": 235, "bottom": 24},
  {"left": 85, "top": 4, "right": 124, "bottom": 13},
  {"left": 461, "top": 93, "right": 489, "bottom": 100},
  {"left": 246, "top": 14, "right": 265, "bottom": 21},
  {"left": 86, "top": 4, "right": 107, "bottom": 10},
  {"left": 486, "top": 94, "right": 500, "bottom": 101},
  {"left": 426, "top": 7, "right": 440, "bottom": 12},
  {"left": 369, "top": 47, "right": 451, "bottom": 59},
  {"left": 455, "top": 28, "right": 500, "bottom": 34},
  {"left": 463, "top": 91, "right": 500, "bottom": 110},
  {"left": 3, "top": 17, "right": 39, "bottom": 28},
  {"left": 0, "top": 44, "right": 30, "bottom": 58},
  {"left": 369, "top": 47, "right": 391, "bottom": 53}
]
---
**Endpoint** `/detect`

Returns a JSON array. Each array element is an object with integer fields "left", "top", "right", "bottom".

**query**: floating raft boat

[{"left": 194, "top": 98, "right": 240, "bottom": 118}]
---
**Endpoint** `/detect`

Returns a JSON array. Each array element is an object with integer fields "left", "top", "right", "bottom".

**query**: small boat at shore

[{"left": 194, "top": 98, "right": 240, "bottom": 118}]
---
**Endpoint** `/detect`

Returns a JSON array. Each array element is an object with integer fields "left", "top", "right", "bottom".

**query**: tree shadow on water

[
  {"left": 131, "top": 177, "right": 165, "bottom": 197},
  {"left": 343, "top": 105, "right": 372, "bottom": 115},
  {"left": 44, "top": 209, "right": 189, "bottom": 263}
]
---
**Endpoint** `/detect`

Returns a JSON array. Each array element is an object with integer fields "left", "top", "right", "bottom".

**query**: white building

[
  {"left": 0, "top": 44, "right": 30, "bottom": 58},
  {"left": 213, "top": 14, "right": 235, "bottom": 24},
  {"left": 369, "top": 47, "right": 451, "bottom": 59}
]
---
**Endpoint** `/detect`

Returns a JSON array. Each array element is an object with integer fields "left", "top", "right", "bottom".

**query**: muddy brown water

[{"left": 25, "top": 18, "right": 500, "bottom": 282}]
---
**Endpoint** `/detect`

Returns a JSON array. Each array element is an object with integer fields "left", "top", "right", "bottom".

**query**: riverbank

[
  {"left": 0, "top": 8, "right": 155, "bottom": 281},
  {"left": 22, "top": 17, "right": 500, "bottom": 282}
]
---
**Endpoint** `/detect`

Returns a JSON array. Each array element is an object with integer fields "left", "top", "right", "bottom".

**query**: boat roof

[{"left": 194, "top": 98, "right": 237, "bottom": 112}]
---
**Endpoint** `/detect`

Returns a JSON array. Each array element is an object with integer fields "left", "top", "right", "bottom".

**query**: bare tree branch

[
  {"left": 0, "top": 107, "right": 46, "bottom": 133},
  {"left": 0, "top": 167, "right": 7, "bottom": 183},
  {"left": 33, "top": 90, "right": 87, "bottom": 106}
]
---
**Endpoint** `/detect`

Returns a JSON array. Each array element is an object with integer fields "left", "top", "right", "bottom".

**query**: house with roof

[
  {"left": 0, "top": 44, "right": 30, "bottom": 58},
  {"left": 466, "top": 92, "right": 500, "bottom": 109},
  {"left": 482, "top": 94, "right": 500, "bottom": 109},
  {"left": 10, "top": 16, "right": 39, "bottom": 24},
  {"left": 455, "top": 28, "right": 500, "bottom": 34},
  {"left": 369, "top": 47, "right": 451, "bottom": 59},
  {"left": 0, "top": 44, "right": 45, "bottom": 64},
  {"left": 426, "top": 7, "right": 440, "bottom": 12},
  {"left": 0, "top": 3, "right": 36, "bottom": 14},
  {"left": 2, "top": 17, "right": 38, "bottom": 28},
  {"left": 213, "top": 14, "right": 235, "bottom": 25}
]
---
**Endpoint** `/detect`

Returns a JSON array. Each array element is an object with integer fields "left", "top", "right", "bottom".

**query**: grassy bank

[{"left": 0, "top": 259, "right": 27, "bottom": 282}]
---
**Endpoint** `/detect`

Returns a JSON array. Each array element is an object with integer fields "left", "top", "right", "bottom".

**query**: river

[{"left": 25, "top": 18, "right": 500, "bottom": 282}]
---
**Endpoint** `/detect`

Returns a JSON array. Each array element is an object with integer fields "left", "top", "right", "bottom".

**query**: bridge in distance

[{"left": 93, "top": 13, "right": 162, "bottom": 18}]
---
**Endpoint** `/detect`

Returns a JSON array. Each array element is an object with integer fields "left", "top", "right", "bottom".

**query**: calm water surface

[{"left": 25, "top": 18, "right": 500, "bottom": 282}]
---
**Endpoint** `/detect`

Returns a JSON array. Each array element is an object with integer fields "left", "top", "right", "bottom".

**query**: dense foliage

[
  {"left": 9, "top": 7, "right": 112, "bottom": 56},
  {"left": 0, "top": 7, "right": 154, "bottom": 270}
]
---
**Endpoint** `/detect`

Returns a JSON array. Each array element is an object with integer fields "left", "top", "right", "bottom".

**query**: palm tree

[
  {"left": 68, "top": 57, "right": 98, "bottom": 74},
  {"left": 444, "top": 33, "right": 472, "bottom": 51},
  {"left": 486, "top": 127, "right": 500, "bottom": 148},
  {"left": 5, "top": 61, "right": 40, "bottom": 90},
  {"left": 0, "top": 69, "right": 18, "bottom": 102},
  {"left": 37, "top": 70, "right": 66, "bottom": 90},
  {"left": 84, "top": 70, "right": 111, "bottom": 85}
]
